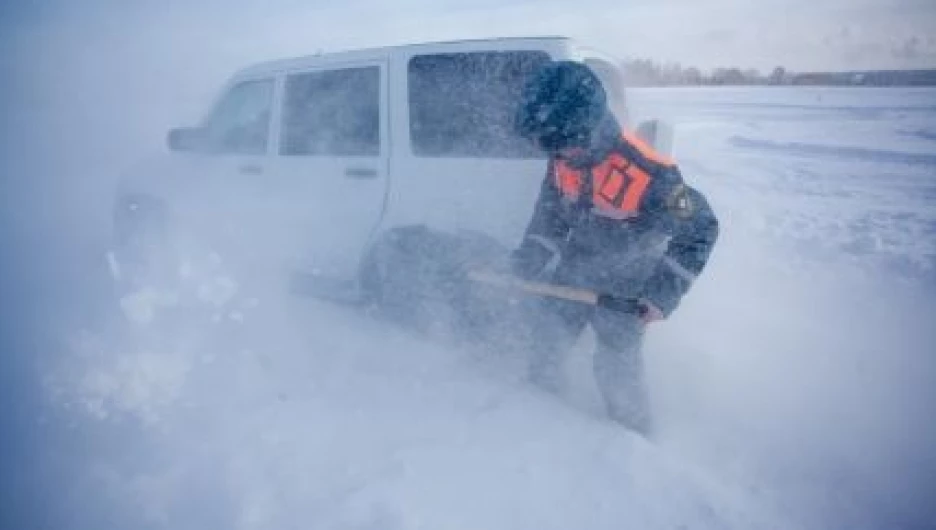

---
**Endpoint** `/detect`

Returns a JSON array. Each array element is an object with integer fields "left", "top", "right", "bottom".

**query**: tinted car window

[
  {"left": 281, "top": 67, "right": 380, "bottom": 156},
  {"left": 203, "top": 78, "right": 274, "bottom": 155},
  {"left": 408, "top": 51, "right": 550, "bottom": 158}
]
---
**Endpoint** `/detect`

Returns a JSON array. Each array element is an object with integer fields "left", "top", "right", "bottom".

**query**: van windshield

[{"left": 408, "top": 51, "right": 550, "bottom": 159}]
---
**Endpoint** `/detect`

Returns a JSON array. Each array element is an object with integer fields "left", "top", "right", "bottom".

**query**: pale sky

[
  {"left": 2, "top": 0, "right": 935, "bottom": 74},
  {"left": 8, "top": 0, "right": 935, "bottom": 71}
]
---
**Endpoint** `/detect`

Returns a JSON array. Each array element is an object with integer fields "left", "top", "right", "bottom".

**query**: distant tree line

[{"left": 618, "top": 59, "right": 936, "bottom": 87}]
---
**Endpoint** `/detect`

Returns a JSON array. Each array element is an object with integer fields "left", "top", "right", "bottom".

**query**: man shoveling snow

[{"left": 510, "top": 61, "right": 719, "bottom": 436}]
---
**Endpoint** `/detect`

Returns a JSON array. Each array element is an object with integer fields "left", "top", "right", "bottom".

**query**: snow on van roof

[{"left": 234, "top": 36, "right": 572, "bottom": 78}]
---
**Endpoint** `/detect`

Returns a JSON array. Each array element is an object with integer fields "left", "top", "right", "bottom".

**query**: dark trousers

[{"left": 527, "top": 297, "right": 652, "bottom": 435}]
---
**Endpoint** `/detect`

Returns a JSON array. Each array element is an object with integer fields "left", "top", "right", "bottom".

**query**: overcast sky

[
  {"left": 3, "top": 0, "right": 936, "bottom": 71},
  {"left": 3, "top": 0, "right": 933, "bottom": 169},
  {"left": 3, "top": 0, "right": 936, "bottom": 72}
]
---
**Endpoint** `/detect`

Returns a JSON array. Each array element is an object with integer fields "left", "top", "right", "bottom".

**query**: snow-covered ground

[{"left": 7, "top": 87, "right": 936, "bottom": 530}]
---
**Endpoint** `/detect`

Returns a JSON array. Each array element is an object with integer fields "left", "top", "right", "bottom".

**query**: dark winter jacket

[{"left": 516, "top": 118, "right": 719, "bottom": 317}]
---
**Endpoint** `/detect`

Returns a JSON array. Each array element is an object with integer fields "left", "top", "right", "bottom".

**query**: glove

[
  {"left": 510, "top": 235, "right": 561, "bottom": 280},
  {"left": 638, "top": 298, "right": 665, "bottom": 324}
]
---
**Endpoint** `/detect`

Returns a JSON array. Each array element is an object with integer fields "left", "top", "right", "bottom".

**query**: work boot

[{"left": 603, "top": 389, "right": 653, "bottom": 437}]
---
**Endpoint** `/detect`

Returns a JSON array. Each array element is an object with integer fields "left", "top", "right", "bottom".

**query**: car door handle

[
  {"left": 345, "top": 167, "right": 378, "bottom": 179},
  {"left": 239, "top": 164, "right": 264, "bottom": 175}
]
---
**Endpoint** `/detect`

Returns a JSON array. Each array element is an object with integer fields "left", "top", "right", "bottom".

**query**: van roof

[{"left": 235, "top": 36, "right": 573, "bottom": 78}]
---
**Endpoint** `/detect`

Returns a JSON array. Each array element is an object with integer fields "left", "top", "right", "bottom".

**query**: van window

[
  {"left": 408, "top": 51, "right": 550, "bottom": 158},
  {"left": 281, "top": 66, "right": 380, "bottom": 157},
  {"left": 203, "top": 78, "right": 274, "bottom": 155}
]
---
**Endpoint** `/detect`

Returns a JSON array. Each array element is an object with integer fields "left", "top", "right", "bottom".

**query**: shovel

[{"left": 466, "top": 270, "right": 644, "bottom": 314}]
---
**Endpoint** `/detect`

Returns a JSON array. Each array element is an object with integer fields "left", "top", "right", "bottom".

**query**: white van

[{"left": 112, "top": 36, "right": 668, "bottom": 305}]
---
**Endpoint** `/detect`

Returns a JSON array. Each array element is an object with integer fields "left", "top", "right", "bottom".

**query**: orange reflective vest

[{"left": 554, "top": 131, "right": 676, "bottom": 219}]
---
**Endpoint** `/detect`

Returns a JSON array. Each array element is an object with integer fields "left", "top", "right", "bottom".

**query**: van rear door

[
  {"left": 263, "top": 62, "right": 389, "bottom": 281},
  {"left": 384, "top": 50, "right": 552, "bottom": 245}
]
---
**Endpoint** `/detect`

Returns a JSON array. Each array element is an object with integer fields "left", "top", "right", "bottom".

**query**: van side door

[
  {"left": 158, "top": 76, "right": 276, "bottom": 261},
  {"left": 263, "top": 62, "right": 389, "bottom": 282}
]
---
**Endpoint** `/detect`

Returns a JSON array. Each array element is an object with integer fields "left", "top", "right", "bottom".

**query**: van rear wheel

[
  {"left": 360, "top": 225, "right": 512, "bottom": 339},
  {"left": 360, "top": 226, "right": 446, "bottom": 331}
]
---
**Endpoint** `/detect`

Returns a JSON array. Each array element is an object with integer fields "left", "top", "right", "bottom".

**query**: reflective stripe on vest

[
  {"left": 556, "top": 152, "right": 651, "bottom": 218},
  {"left": 620, "top": 131, "right": 676, "bottom": 167},
  {"left": 554, "top": 134, "right": 675, "bottom": 219}
]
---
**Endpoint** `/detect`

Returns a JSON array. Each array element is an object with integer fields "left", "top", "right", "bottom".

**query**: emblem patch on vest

[{"left": 666, "top": 184, "right": 695, "bottom": 218}]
